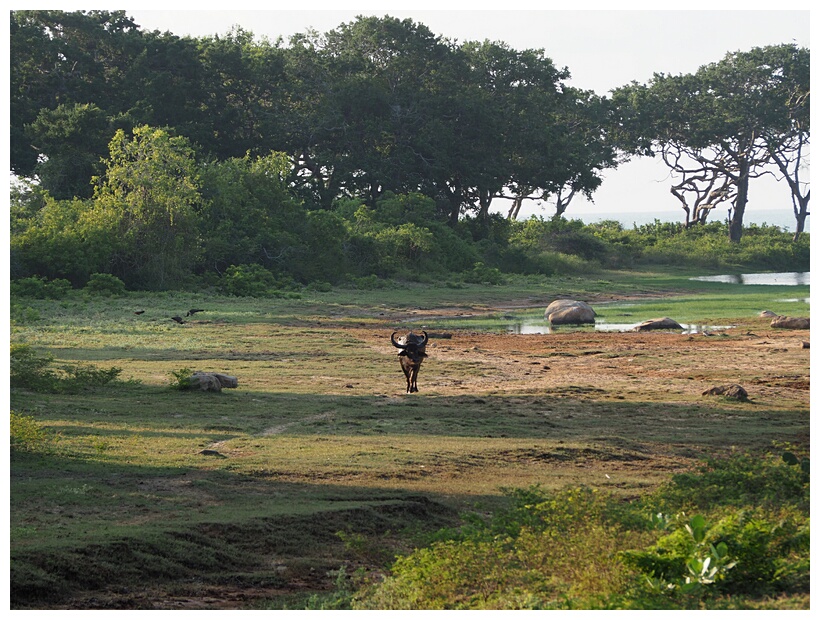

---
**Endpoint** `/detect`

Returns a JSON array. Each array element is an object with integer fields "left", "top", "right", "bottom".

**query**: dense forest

[{"left": 9, "top": 10, "right": 810, "bottom": 291}]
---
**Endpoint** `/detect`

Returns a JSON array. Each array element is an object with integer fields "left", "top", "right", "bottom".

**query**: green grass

[{"left": 9, "top": 269, "right": 810, "bottom": 609}]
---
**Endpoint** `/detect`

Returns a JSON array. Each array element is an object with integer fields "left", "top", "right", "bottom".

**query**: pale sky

[{"left": 9, "top": 4, "right": 814, "bottom": 223}]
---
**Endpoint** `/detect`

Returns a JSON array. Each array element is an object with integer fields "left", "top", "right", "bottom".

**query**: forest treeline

[{"left": 9, "top": 11, "right": 810, "bottom": 291}]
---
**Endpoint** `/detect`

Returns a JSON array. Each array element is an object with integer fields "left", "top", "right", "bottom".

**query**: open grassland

[{"left": 9, "top": 271, "right": 810, "bottom": 609}]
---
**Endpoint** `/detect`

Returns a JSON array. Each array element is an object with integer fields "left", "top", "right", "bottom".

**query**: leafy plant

[
  {"left": 10, "top": 343, "right": 123, "bottom": 393},
  {"left": 169, "top": 368, "right": 194, "bottom": 390},
  {"left": 10, "top": 344, "right": 57, "bottom": 391},
  {"left": 11, "top": 276, "right": 72, "bottom": 299},
  {"left": 10, "top": 411, "right": 52, "bottom": 453},
  {"left": 625, "top": 514, "right": 737, "bottom": 599},
  {"left": 84, "top": 273, "right": 127, "bottom": 296},
  {"left": 219, "top": 264, "right": 279, "bottom": 297}
]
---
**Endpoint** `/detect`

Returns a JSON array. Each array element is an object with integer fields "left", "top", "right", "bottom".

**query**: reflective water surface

[
  {"left": 507, "top": 320, "right": 733, "bottom": 335},
  {"left": 690, "top": 272, "right": 810, "bottom": 286}
]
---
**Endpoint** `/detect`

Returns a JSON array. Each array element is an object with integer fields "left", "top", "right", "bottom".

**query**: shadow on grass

[{"left": 10, "top": 380, "right": 809, "bottom": 609}]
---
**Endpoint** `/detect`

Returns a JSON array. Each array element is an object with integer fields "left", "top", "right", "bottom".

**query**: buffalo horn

[{"left": 391, "top": 332, "right": 407, "bottom": 349}]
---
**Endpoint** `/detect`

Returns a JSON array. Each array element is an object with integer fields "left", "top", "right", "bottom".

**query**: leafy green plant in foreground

[{"left": 352, "top": 450, "right": 810, "bottom": 609}]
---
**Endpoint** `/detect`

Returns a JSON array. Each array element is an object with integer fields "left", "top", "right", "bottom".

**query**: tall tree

[
  {"left": 10, "top": 10, "right": 141, "bottom": 177},
  {"left": 754, "top": 44, "right": 810, "bottom": 240},
  {"left": 26, "top": 103, "right": 113, "bottom": 199},
  {"left": 92, "top": 125, "right": 203, "bottom": 289},
  {"left": 612, "top": 44, "right": 810, "bottom": 242},
  {"left": 196, "top": 27, "right": 289, "bottom": 159}
]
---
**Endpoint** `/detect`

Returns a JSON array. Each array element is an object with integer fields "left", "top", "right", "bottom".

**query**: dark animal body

[{"left": 391, "top": 331, "right": 429, "bottom": 393}]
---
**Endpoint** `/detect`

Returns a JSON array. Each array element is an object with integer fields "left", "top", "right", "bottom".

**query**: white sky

[{"left": 7, "top": 3, "right": 814, "bottom": 222}]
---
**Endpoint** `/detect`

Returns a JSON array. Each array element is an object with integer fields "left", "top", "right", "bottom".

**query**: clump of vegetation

[
  {"left": 10, "top": 276, "right": 72, "bottom": 299},
  {"left": 218, "top": 264, "right": 301, "bottom": 298},
  {"left": 168, "top": 367, "right": 194, "bottom": 390},
  {"left": 83, "top": 273, "right": 127, "bottom": 296},
  {"left": 350, "top": 450, "right": 810, "bottom": 609},
  {"left": 10, "top": 344, "right": 124, "bottom": 393},
  {"left": 10, "top": 411, "right": 54, "bottom": 453}
]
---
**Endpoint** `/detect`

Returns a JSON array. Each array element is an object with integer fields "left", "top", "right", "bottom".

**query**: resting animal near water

[{"left": 391, "top": 331, "right": 429, "bottom": 393}]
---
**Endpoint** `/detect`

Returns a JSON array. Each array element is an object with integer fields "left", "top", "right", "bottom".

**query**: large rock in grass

[
  {"left": 633, "top": 317, "right": 684, "bottom": 332},
  {"left": 189, "top": 371, "right": 238, "bottom": 392},
  {"left": 544, "top": 299, "right": 596, "bottom": 325},
  {"left": 771, "top": 316, "right": 810, "bottom": 330},
  {"left": 702, "top": 384, "right": 748, "bottom": 401}
]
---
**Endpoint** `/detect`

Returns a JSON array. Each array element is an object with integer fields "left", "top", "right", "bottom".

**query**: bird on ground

[
  {"left": 186, "top": 309, "right": 205, "bottom": 317},
  {"left": 170, "top": 316, "right": 186, "bottom": 324},
  {"left": 134, "top": 310, "right": 145, "bottom": 315}
]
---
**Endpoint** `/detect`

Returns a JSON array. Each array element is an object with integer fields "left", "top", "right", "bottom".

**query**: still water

[
  {"left": 506, "top": 321, "right": 734, "bottom": 335},
  {"left": 690, "top": 272, "right": 810, "bottom": 285},
  {"left": 505, "top": 271, "right": 809, "bottom": 335}
]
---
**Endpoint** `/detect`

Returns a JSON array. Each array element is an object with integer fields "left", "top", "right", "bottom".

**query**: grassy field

[{"left": 9, "top": 270, "right": 810, "bottom": 609}]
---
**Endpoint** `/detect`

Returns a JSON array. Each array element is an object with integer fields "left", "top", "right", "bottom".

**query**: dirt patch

[{"left": 353, "top": 319, "right": 810, "bottom": 409}]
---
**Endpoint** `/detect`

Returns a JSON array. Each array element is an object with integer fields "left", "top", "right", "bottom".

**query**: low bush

[
  {"left": 10, "top": 411, "right": 52, "bottom": 453},
  {"left": 10, "top": 343, "right": 124, "bottom": 393},
  {"left": 351, "top": 449, "right": 810, "bottom": 609},
  {"left": 84, "top": 273, "right": 127, "bottom": 296},
  {"left": 11, "top": 276, "right": 72, "bottom": 299}
]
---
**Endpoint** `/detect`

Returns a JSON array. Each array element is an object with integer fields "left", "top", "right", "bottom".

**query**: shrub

[
  {"left": 10, "top": 343, "right": 123, "bottom": 393},
  {"left": 219, "top": 264, "right": 278, "bottom": 297},
  {"left": 10, "top": 276, "right": 72, "bottom": 299},
  {"left": 169, "top": 368, "right": 194, "bottom": 390},
  {"left": 462, "top": 262, "right": 504, "bottom": 285},
  {"left": 10, "top": 411, "right": 52, "bottom": 453},
  {"left": 650, "top": 450, "right": 810, "bottom": 513},
  {"left": 84, "top": 273, "right": 126, "bottom": 296},
  {"left": 10, "top": 344, "right": 57, "bottom": 391},
  {"left": 352, "top": 450, "right": 810, "bottom": 610}
]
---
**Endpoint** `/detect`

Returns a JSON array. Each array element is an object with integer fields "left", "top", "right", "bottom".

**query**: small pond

[
  {"left": 690, "top": 271, "right": 810, "bottom": 286},
  {"left": 506, "top": 319, "right": 733, "bottom": 335}
]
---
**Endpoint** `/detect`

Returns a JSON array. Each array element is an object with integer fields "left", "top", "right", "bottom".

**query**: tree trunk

[
  {"left": 728, "top": 159, "right": 750, "bottom": 243},
  {"left": 477, "top": 188, "right": 492, "bottom": 221},
  {"left": 507, "top": 195, "right": 524, "bottom": 220},
  {"left": 792, "top": 194, "right": 809, "bottom": 241}
]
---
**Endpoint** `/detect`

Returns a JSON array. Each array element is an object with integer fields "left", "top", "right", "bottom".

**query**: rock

[
  {"left": 759, "top": 310, "right": 778, "bottom": 318},
  {"left": 199, "top": 449, "right": 226, "bottom": 458},
  {"left": 633, "top": 317, "right": 683, "bottom": 332},
  {"left": 189, "top": 371, "right": 238, "bottom": 392},
  {"left": 771, "top": 316, "right": 810, "bottom": 329},
  {"left": 702, "top": 384, "right": 748, "bottom": 401},
  {"left": 801, "top": 341, "right": 810, "bottom": 349},
  {"left": 545, "top": 299, "right": 596, "bottom": 325}
]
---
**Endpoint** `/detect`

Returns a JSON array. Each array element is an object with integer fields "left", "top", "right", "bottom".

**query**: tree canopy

[
  {"left": 611, "top": 43, "right": 810, "bottom": 241},
  {"left": 8, "top": 10, "right": 810, "bottom": 289}
]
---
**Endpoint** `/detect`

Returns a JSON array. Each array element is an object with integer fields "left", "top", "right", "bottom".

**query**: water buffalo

[{"left": 391, "top": 331, "right": 429, "bottom": 393}]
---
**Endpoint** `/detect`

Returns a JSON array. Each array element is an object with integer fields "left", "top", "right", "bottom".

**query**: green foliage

[
  {"left": 10, "top": 344, "right": 57, "bottom": 392},
  {"left": 168, "top": 368, "right": 194, "bottom": 390},
  {"left": 10, "top": 276, "right": 72, "bottom": 299},
  {"left": 651, "top": 449, "right": 810, "bottom": 513},
  {"left": 218, "top": 264, "right": 300, "bottom": 297},
  {"left": 621, "top": 514, "right": 738, "bottom": 599},
  {"left": 10, "top": 194, "right": 120, "bottom": 285},
  {"left": 462, "top": 262, "right": 504, "bottom": 285},
  {"left": 303, "top": 567, "right": 361, "bottom": 610},
  {"left": 197, "top": 152, "right": 304, "bottom": 273},
  {"left": 10, "top": 411, "right": 52, "bottom": 453},
  {"left": 93, "top": 125, "right": 203, "bottom": 289},
  {"left": 354, "top": 450, "right": 810, "bottom": 609},
  {"left": 83, "top": 273, "right": 127, "bottom": 296},
  {"left": 10, "top": 343, "right": 123, "bottom": 393}
]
